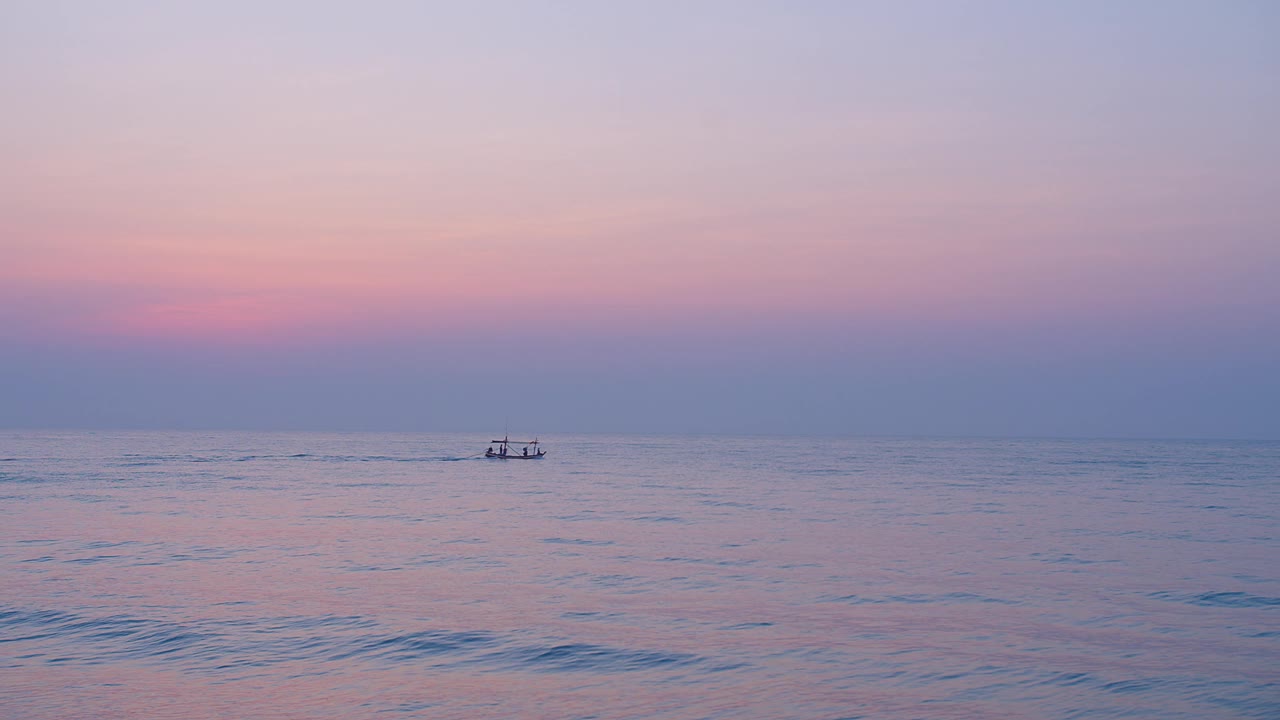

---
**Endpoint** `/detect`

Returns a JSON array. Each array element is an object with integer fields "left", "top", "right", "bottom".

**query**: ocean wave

[
  {"left": 0, "top": 607, "right": 713, "bottom": 676},
  {"left": 824, "top": 592, "right": 1020, "bottom": 606},
  {"left": 468, "top": 642, "right": 703, "bottom": 673},
  {"left": 542, "top": 537, "right": 615, "bottom": 547},
  {"left": 0, "top": 472, "right": 47, "bottom": 484},
  {"left": 1147, "top": 591, "right": 1280, "bottom": 609}
]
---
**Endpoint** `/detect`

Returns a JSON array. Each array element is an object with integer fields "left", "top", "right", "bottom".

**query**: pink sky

[{"left": 2, "top": 2, "right": 1277, "bottom": 435}]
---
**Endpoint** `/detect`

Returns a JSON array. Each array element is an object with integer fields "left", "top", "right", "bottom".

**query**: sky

[{"left": 2, "top": 1, "right": 1278, "bottom": 437}]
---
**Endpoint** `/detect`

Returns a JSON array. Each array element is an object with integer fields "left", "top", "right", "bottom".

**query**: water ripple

[
  {"left": 470, "top": 642, "right": 703, "bottom": 673},
  {"left": 824, "top": 592, "right": 1020, "bottom": 606},
  {"left": 1, "top": 606, "right": 714, "bottom": 677},
  {"left": 1148, "top": 591, "right": 1280, "bottom": 608}
]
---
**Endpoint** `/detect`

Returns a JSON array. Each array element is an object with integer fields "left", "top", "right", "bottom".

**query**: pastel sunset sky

[{"left": 3, "top": 1, "right": 1277, "bottom": 436}]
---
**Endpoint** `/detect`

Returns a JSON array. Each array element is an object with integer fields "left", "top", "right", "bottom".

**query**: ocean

[{"left": 1, "top": 431, "right": 1277, "bottom": 719}]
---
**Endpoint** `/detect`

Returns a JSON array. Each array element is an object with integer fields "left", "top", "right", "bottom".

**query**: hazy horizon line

[{"left": 3, "top": 426, "right": 1276, "bottom": 444}]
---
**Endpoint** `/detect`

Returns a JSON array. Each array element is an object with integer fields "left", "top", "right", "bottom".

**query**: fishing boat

[{"left": 485, "top": 436, "right": 545, "bottom": 459}]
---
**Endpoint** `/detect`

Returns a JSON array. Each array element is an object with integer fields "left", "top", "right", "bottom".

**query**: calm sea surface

[{"left": 1, "top": 432, "right": 1277, "bottom": 719}]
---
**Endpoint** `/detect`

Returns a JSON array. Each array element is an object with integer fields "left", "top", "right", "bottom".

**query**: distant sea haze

[{"left": 2, "top": 432, "right": 1277, "bottom": 719}]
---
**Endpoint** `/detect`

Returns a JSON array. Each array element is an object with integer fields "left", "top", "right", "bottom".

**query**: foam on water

[{"left": 1, "top": 431, "right": 1278, "bottom": 719}]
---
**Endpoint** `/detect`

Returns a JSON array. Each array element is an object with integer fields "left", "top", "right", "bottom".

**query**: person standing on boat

[{"left": 522, "top": 446, "right": 528, "bottom": 456}]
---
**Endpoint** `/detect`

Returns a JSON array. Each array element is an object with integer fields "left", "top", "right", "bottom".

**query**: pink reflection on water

[{"left": 3, "top": 434, "right": 1277, "bottom": 718}]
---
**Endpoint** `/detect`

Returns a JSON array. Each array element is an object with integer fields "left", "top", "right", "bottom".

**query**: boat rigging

[{"left": 485, "top": 435, "right": 545, "bottom": 459}]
